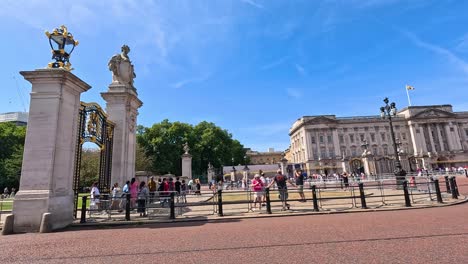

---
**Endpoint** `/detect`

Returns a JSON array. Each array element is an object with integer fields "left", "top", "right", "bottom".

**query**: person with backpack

[
  {"left": 268, "top": 169, "right": 296, "bottom": 210},
  {"left": 137, "top": 181, "right": 149, "bottom": 217}
]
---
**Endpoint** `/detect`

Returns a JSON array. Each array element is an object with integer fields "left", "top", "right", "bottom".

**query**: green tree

[
  {"left": 79, "top": 148, "right": 100, "bottom": 188},
  {"left": 0, "top": 123, "right": 26, "bottom": 191},
  {"left": 137, "top": 120, "right": 247, "bottom": 176}
]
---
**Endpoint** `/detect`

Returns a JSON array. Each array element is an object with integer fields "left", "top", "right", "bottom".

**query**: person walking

[
  {"left": 137, "top": 181, "right": 148, "bottom": 217},
  {"left": 111, "top": 182, "right": 121, "bottom": 210},
  {"left": 130, "top": 178, "right": 138, "bottom": 209},
  {"left": 268, "top": 169, "right": 296, "bottom": 210},
  {"left": 180, "top": 180, "right": 187, "bottom": 203},
  {"left": 195, "top": 179, "right": 201, "bottom": 195},
  {"left": 251, "top": 174, "right": 264, "bottom": 211},
  {"left": 260, "top": 172, "right": 267, "bottom": 206},
  {"left": 342, "top": 172, "right": 349, "bottom": 190},
  {"left": 175, "top": 177, "right": 181, "bottom": 196},
  {"left": 148, "top": 177, "right": 157, "bottom": 203},
  {"left": 90, "top": 182, "right": 101, "bottom": 212},
  {"left": 295, "top": 169, "right": 306, "bottom": 202}
]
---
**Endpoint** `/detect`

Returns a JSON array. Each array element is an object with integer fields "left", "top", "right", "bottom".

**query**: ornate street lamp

[
  {"left": 45, "top": 25, "right": 79, "bottom": 71},
  {"left": 380, "top": 97, "right": 406, "bottom": 186}
]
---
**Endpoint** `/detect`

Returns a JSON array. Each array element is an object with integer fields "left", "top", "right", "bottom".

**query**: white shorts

[{"left": 254, "top": 191, "right": 263, "bottom": 199}]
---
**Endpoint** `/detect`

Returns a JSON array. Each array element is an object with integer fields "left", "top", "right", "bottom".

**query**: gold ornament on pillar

[{"left": 45, "top": 25, "right": 79, "bottom": 71}]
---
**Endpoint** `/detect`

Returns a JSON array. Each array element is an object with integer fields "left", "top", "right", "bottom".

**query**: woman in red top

[{"left": 251, "top": 174, "right": 264, "bottom": 211}]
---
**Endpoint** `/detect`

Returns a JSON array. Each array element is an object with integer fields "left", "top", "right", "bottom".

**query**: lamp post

[
  {"left": 380, "top": 97, "right": 406, "bottom": 187},
  {"left": 45, "top": 25, "right": 78, "bottom": 71}
]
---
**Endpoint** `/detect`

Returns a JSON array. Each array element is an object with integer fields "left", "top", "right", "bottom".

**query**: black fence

[{"left": 78, "top": 175, "right": 461, "bottom": 223}]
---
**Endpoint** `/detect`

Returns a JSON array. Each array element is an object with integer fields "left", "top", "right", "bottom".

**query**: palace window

[
  {"left": 350, "top": 135, "right": 354, "bottom": 143},
  {"left": 339, "top": 135, "right": 344, "bottom": 143},
  {"left": 311, "top": 136, "right": 316, "bottom": 144},
  {"left": 383, "top": 146, "right": 388, "bottom": 155},
  {"left": 320, "top": 147, "right": 327, "bottom": 158},
  {"left": 327, "top": 135, "right": 332, "bottom": 143},
  {"left": 450, "top": 127, "right": 454, "bottom": 132},
  {"left": 329, "top": 148, "right": 335, "bottom": 158},
  {"left": 370, "top": 133, "right": 375, "bottom": 142},
  {"left": 319, "top": 135, "right": 324, "bottom": 143},
  {"left": 401, "top": 132, "right": 406, "bottom": 140},
  {"left": 354, "top": 127, "right": 358, "bottom": 131},
  {"left": 351, "top": 147, "right": 357, "bottom": 156},
  {"left": 381, "top": 133, "right": 386, "bottom": 141},
  {"left": 364, "top": 127, "right": 369, "bottom": 131},
  {"left": 360, "top": 134, "right": 365, "bottom": 142}
]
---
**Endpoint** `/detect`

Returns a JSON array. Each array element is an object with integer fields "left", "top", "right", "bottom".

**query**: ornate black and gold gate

[{"left": 73, "top": 102, "right": 114, "bottom": 217}]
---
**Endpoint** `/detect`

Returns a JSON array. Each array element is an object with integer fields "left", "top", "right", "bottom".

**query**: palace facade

[{"left": 289, "top": 105, "right": 468, "bottom": 175}]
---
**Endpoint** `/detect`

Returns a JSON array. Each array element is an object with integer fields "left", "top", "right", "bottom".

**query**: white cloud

[
  {"left": 456, "top": 33, "right": 468, "bottom": 53},
  {"left": 295, "top": 64, "right": 307, "bottom": 76},
  {"left": 171, "top": 74, "right": 211, "bottom": 89},
  {"left": 240, "top": 0, "right": 264, "bottom": 9},
  {"left": 286, "top": 88, "right": 302, "bottom": 99},
  {"left": 261, "top": 56, "right": 290, "bottom": 70},
  {"left": 401, "top": 30, "right": 468, "bottom": 74}
]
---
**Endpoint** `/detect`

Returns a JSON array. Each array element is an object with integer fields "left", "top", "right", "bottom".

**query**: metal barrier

[{"left": 76, "top": 175, "right": 460, "bottom": 223}]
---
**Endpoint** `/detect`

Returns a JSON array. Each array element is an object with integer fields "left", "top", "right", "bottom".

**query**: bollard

[
  {"left": 453, "top": 177, "right": 460, "bottom": 197},
  {"left": 217, "top": 190, "right": 223, "bottom": 217},
  {"left": 103, "top": 194, "right": 109, "bottom": 212},
  {"left": 465, "top": 169, "right": 468, "bottom": 178},
  {"left": 444, "top": 176, "right": 451, "bottom": 194},
  {"left": 170, "top": 192, "right": 175, "bottom": 219},
  {"left": 311, "top": 185, "right": 319, "bottom": 211},
  {"left": 80, "top": 196, "right": 87, "bottom": 223},
  {"left": 265, "top": 188, "right": 272, "bottom": 214},
  {"left": 125, "top": 193, "right": 131, "bottom": 221},
  {"left": 434, "top": 179, "right": 443, "bottom": 204},
  {"left": 403, "top": 181, "right": 411, "bottom": 207},
  {"left": 449, "top": 177, "right": 458, "bottom": 199},
  {"left": 358, "top": 183, "right": 367, "bottom": 209}
]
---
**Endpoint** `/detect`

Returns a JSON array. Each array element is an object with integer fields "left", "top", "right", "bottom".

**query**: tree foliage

[
  {"left": 79, "top": 148, "right": 100, "bottom": 188},
  {"left": 137, "top": 120, "right": 247, "bottom": 176},
  {"left": 0, "top": 123, "right": 26, "bottom": 191}
]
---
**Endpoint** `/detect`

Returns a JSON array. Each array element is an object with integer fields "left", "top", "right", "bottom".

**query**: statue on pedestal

[
  {"left": 183, "top": 142, "right": 190, "bottom": 154},
  {"left": 108, "top": 45, "right": 136, "bottom": 88}
]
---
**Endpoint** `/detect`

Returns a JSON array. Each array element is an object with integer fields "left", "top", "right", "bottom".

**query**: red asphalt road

[{"left": 1, "top": 177, "right": 468, "bottom": 264}]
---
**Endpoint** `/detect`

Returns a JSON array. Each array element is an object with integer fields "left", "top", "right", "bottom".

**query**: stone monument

[
  {"left": 10, "top": 26, "right": 88, "bottom": 233},
  {"left": 102, "top": 45, "right": 142, "bottom": 186},
  {"left": 207, "top": 162, "right": 215, "bottom": 183},
  {"left": 12, "top": 70, "right": 91, "bottom": 232},
  {"left": 181, "top": 142, "right": 192, "bottom": 179}
]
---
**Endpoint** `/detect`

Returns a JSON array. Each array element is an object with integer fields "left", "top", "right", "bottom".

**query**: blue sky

[{"left": 1, "top": 0, "right": 468, "bottom": 152}]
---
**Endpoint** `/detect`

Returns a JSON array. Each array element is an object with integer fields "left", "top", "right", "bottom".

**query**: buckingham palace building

[{"left": 289, "top": 104, "right": 468, "bottom": 175}]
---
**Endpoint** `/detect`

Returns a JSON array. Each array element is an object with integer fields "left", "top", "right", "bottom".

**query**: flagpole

[{"left": 406, "top": 86, "right": 412, "bottom": 106}]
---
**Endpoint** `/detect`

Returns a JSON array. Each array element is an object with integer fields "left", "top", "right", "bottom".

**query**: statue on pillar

[
  {"left": 108, "top": 45, "right": 136, "bottom": 88},
  {"left": 183, "top": 142, "right": 190, "bottom": 154}
]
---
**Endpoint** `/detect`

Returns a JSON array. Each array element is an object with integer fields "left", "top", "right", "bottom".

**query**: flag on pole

[{"left": 406, "top": 84, "right": 415, "bottom": 90}]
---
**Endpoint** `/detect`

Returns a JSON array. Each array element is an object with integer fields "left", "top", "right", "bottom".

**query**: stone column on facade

[
  {"left": 408, "top": 123, "right": 426, "bottom": 156},
  {"left": 452, "top": 123, "right": 463, "bottom": 150},
  {"left": 361, "top": 151, "right": 376, "bottom": 176},
  {"left": 280, "top": 157, "right": 288, "bottom": 175},
  {"left": 436, "top": 123, "right": 445, "bottom": 151},
  {"left": 444, "top": 123, "right": 454, "bottom": 151},
  {"left": 332, "top": 128, "right": 341, "bottom": 157},
  {"left": 101, "top": 84, "right": 142, "bottom": 186},
  {"left": 341, "top": 158, "right": 349, "bottom": 173},
  {"left": 12, "top": 69, "right": 91, "bottom": 233},
  {"left": 426, "top": 124, "right": 436, "bottom": 154}
]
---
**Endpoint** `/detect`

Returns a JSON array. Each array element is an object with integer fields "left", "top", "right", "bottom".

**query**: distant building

[
  {"left": 289, "top": 104, "right": 468, "bottom": 175},
  {"left": 0, "top": 112, "right": 28, "bottom": 126},
  {"left": 246, "top": 148, "right": 283, "bottom": 165}
]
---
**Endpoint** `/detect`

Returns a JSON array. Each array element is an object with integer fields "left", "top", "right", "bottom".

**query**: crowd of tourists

[{"left": 89, "top": 176, "right": 203, "bottom": 217}]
